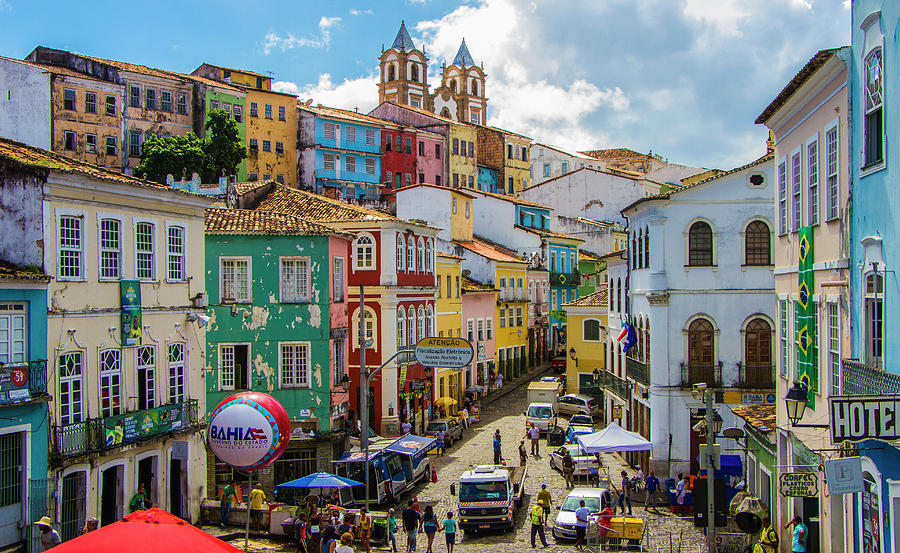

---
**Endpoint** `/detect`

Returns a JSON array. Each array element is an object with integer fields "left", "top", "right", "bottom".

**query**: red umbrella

[{"left": 51, "top": 508, "right": 245, "bottom": 553}]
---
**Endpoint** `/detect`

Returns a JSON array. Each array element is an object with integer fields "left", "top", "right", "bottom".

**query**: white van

[{"left": 524, "top": 402, "right": 557, "bottom": 432}]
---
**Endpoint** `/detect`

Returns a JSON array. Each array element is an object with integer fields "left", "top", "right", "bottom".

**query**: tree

[{"left": 202, "top": 108, "right": 246, "bottom": 183}]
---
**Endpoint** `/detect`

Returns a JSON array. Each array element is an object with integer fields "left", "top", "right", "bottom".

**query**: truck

[
  {"left": 527, "top": 381, "right": 560, "bottom": 406},
  {"left": 525, "top": 381, "right": 560, "bottom": 431},
  {"left": 454, "top": 464, "right": 527, "bottom": 533}
]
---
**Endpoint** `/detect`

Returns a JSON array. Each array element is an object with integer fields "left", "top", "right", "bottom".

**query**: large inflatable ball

[{"left": 207, "top": 392, "right": 291, "bottom": 470}]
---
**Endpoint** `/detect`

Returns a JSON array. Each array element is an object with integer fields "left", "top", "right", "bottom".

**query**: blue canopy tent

[
  {"left": 384, "top": 434, "right": 437, "bottom": 460},
  {"left": 696, "top": 454, "right": 743, "bottom": 478},
  {"left": 276, "top": 472, "right": 363, "bottom": 490}
]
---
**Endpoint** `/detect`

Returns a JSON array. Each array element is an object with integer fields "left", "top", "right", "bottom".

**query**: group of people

[
  {"left": 291, "top": 503, "right": 374, "bottom": 553},
  {"left": 396, "top": 501, "right": 457, "bottom": 553}
]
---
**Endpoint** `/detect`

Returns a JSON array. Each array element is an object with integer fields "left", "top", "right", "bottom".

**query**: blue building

[
  {"left": 477, "top": 165, "right": 498, "bottom": 193},
  {"left": 298, "top": 105, "right": 383, "bottom": 200},
  {"left": 848, "top": 4, "right": 900, "bottom": 552},
  {"left": 0, "top": 264, "right": 50, "bottom": 551}
]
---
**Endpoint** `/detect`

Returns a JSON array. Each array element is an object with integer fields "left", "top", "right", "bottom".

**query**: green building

[
  {"left": 577, "top": 250, "right": 606, "bottom": 298},
  {"left": 203, "top": 207, "right": 352, "bottom": 497},
  {"left": 733, "top": 404, "right": 776, "bottom": 515}
]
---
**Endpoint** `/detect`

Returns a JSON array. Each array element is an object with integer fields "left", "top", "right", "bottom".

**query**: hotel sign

[{"left": 829, "top": 395, "right": 900, "bottom": 443}]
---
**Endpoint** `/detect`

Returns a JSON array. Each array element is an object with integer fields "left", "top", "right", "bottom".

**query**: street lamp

[
  {"left": 592, "top": 367, "right": 601, "bottom": 382},
  {"left": 711, "top": 410, "right": 724, "bottom": 434},
  {"left": 784, "top": 381, "right": 829, "bottom": 428},
  {"left": 569, "top": 347, "right": 578, "bottom": 367},
  {"left": 340, "top": 374, "right": 351, "bottom": 392}
]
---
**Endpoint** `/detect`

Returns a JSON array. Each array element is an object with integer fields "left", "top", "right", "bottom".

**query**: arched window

[
  {"left": 687, "top": 318, "right": 715, "bottom": 384},
  {"left": 407, "top": 307, "right": 416, "bottom": 347},
  {"left": 637, "top": 229, "right": 643, "bottom": 269},
  {"left": 396, "top": 234, "right": 406, "bottom": 271},
  {"left": 645, "top": 319, "right": 650, "bottom": 363},
  {"left": 450, "top": 79, "right": 457, "bottom": 93},
  {"left": 417, "top": 238, "right": 425, "bottom": 272},
  {"left": 387, "top": 64, "right": 396, "bottom": 82},
  {"left": 865, "top": 271, "right": 884, "bottom": 365},
  {"left": 644, "top": 226, "right": 649, "bottom": 268},
  {"left": 583, "top": 319, "right": 601, "bottom": 342},
  {"left": 745, "top": 318, "right": 772, "bottom": 387},
  {"left": 616, "top": 278, "right": 622, "bottom": 312},
  {"left": 417, "top": 306, "right": 426, "bottom": 342},
  {"left": 355, "top": 234, "right": 375, "bottom": 269},
  {"left": 406, "top": 236, "right": 415, "bottom": 272},
  {"left": 425, "top": 239, "right": 434, "bottom": 273},
  {"left": 745, "top": 220, "right": 771, "bottom": 266},
  {"left": 426, "top": 305, "right": 434, "bottom": 337},
  {"left": 603, "top": 341, "right": 608, "bottom": 370},
  {"left": 688, "top": 221, "right": 713, "bottom": 266},
  {"left": 353, "top": 307, "right": 376, "bottom": 350},
  {"left": 396, "top": 306, "right": 406, "bottom": 350},
  {"left": 631, "top": 233, "right": 637, "bottom": 269},
  {"left": 410, "top": 64, "right": 419, "bottom": 82},
  {"left": 471, "top": 79, "right": 479, "bottom": 96}
]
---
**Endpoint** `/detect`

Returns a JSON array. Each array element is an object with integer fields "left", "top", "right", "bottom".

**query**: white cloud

[
  {"left": 273, "top": 73, "right": 379, "bottom": 113},
  {"left": 262, "top": 16, "right": 342, "bottom": 54},
  {"left": 349, "top": 8, "right": 373, "bottom": 15}
]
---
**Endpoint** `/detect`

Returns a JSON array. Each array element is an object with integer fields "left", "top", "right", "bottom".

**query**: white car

[
  {"left": 568, "top": 414, "right": 594, "bottom": 428},
  {"left": 551, "top": 487, "right": 613, "bottom": 541},
  {"left": 548, "top": 444, "right": 599, "bottom": 476}
]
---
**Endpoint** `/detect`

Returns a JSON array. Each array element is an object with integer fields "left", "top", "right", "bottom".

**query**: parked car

[
  {"left": 552, "top": 487, "right": 613, "bottom": 541},
  {"left": 551, "top": 355, "right": 567, "bottom": 373},
  {"left": 540, "top": 376, "right": 560, "bottom": 383},
  {"left": 568, "top": 414, "right": 594, "bottom": 429},
  {"left": 425, "top": 418, "right": 464, "bottom": 446},
  {"left": 557, "top": 394, "right": 600, "bottom": 417},
  {"left": 548, "top": 444, "right": 599, "bottom": 476},
  {"left": 566, "top": 424, "right": 594, "bottom": 444}
]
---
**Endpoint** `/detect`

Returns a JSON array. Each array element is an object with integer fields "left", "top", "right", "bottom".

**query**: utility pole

[
  {"left": 705, "top": 390, "right": 717, "bottom": 553},
  {"left": 359, "top": 285, "right": 369, "bottom": 510}
]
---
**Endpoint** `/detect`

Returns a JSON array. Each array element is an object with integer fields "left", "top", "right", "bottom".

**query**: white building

[
  {"left": 622, "top": 153, "right": 775, "bottom": 478},
  {"left": 0, "top": 57, "right": 51, "bottom": 149},
  {"left": 530, "top": 142, "right": 601, "bottom": 185}
]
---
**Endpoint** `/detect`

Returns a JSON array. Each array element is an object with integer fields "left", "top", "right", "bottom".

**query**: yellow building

[
  {"left": 563, "top": 287, "right": 609, "bottom": 395},
  {"left": 474, "top": 124, "right": 533, "bottom": 195},
  {"left": 448, "top": 121, "right": 477, "bottom": 190},
  {"left": 494, "top": 260, "right": 530, "bottom": 381},
  {"left": 435, "top": 253, "right": 464, "bottom": 413},
  {"left": 192, "top": 64, "right": 299, "bottom": 186}
]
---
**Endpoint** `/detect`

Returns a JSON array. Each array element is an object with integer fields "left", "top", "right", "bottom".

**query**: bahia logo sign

[{"left": 208, "top": 392, "right": 290, "bottom": 470}]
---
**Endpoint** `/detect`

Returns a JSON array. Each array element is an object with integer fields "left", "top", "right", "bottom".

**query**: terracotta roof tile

[
  {"left": 732, "top": 404, "right": 777, "bottom": 434},
  {"left": 76, "top": 53, "right": 192, "bottom": 82},
  {"left": 462, "top": 276, "right": 498, "bottom": 292},
  {"left": 232, "top": 180, "right": 272, "bottom": 196},
  {"left": 437, "top": 252, "right": 464, "bottom": 260},
  {"left": 392, "top": 183, "right": 477, "bottom": 199},
  {"left": 473, "top": 189, "right": 551, "bottom": 209},
  {"left": 300, "top": 104, "right": 392, "bottom": 127},
  {"left": 579, "top": 148, "right": 648, "bottom": 161},
  {"left": 516, "top": 225, "right": 583, "bottom": 243},
  {"left": 372, "top": 101, "right": 461, "bottom": 126},
  {"left": 454, "top": 236, "right": 526, "bottom": 264},
  {"left": 255, "top": 185, "right": 427, "bottom": 227},
  {"left": 563, "top": 287, "right": 608, "bottom": 308},
  {"left": 205, "top": 208, "right": 350, "bottom": 237}
]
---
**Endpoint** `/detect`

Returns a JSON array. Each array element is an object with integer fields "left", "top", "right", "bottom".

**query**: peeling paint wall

[{"left": 0, "top": 170, "right": 44, "bottom": 268}]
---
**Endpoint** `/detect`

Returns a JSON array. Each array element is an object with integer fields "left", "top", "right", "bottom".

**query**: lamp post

[
  {"left": 704, "top": 389, "right": 718, "bottom": 553},
  {"left": 784, "top": 382, "right": 829, "bottom": 428}
]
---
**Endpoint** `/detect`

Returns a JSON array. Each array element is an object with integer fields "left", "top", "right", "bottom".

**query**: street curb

[{"left": 479, "top": 363, "right": 554, "bottom": 409}]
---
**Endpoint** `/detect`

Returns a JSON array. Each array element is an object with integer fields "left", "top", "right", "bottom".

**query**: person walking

[
  {"left": 435, "top": 430, "right": 445, "bottom": 456},
  {"left": 537, "top": 484, "right": 553, "bottom": 525},
  {"left": 496, "top": 371, "right": 504, "bottom": 390},
  {"left": 530, "top": 500, "right": 549, "bottom": 548},
  {"left": 785, "top": 516, "right": 808, "bottom": 553},
  {"left": 562, "top": 450, "right": 575, "bottom": 488},
  {"left": 675, "top": 473, "right": 687, "bottom": 507},
  {"left": 220, "top": 479, "right": 237, "bottom": 528},
  {"left": 440, "top": 511, "right": 457, "bottom": 553},
  {"left": 519, "top": 440, "right": 528, "bottom": 466},
  {"left": 249, "top": 483, "right": 266, "bottom": 531},
  {"left": 34, "top": 517, "right": 60, "bottom": 551},
  {"left": 618, "top": 470, "right": 632, "bottom": 516},
  {"left": 387, "top": 509, "right": 398, "bottom": 553},
  {"left": 307, "top": 513, "right": 323, "bottom": 553},
  {"left": 758, "top": 516, "right": 779, "bottom": 553},
  {"left": 527, "top": 423, "right": 541, "bottom": 456},
  {"left": 645, "top": 471, "right": 660, "bottom": 513},
  {"left": 402, "top": 500, "right": 421, "bottom": 553},
  {"left": 402, "top": 420, "right": 412, "bottom": 434},
  {"left": 320, "top": 519, "right": 338, "bottom": 553},
  {"left": 359, "top": 507, "right": 373, "bottom": 553},
  {"left": 574, "top": 499, "right": 591, "bottom": 551},
  {"left": 422, "top": 505, "right": 437, "bottom": 553},
  {"left": 493, "top": 432, "right": 502, "bottom": 464}
]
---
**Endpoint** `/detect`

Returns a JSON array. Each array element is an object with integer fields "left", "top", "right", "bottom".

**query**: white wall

[
  {"left": 396, "top": 186, "right": 452, "bottom": 243},
  {"left": 521, "top": 168, "right": 645, "bottom": 226},
  {"left": 470, "top": 192, "right": 542, "bottom": 256},
  {"left": 0, "top": 59, "right": 51, "bottom": 149},
  {"left": 530, "top": 143, "right": 600, "bottom": 185}
]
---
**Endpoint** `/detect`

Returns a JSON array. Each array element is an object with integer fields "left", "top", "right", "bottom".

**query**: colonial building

[
  {"left": 462, "top": 276, "right": 498, "bottom": 391},
  {"left": 530, "top": 142, "right": 600, "bottom": 186},
  {"left": 0, "top": 56, "right": 52, "bottom": 150},
  {"left": 563, "top": 287, "right": 609, "bottom": 405},
  {"left": 474, "top": 124, "right": 531, "bottom": 196},
  {"left": 435, "top": 252, "right": 464, "bottom": 414}
]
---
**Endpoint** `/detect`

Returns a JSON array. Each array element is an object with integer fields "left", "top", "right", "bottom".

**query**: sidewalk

[{"left": 479, "top": 360, "right": 554, "bottom": 409}]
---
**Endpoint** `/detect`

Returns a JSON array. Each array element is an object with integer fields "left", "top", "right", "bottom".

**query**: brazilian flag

[{"left": 798, "top": 228, "right": 817, "bottom": 407}]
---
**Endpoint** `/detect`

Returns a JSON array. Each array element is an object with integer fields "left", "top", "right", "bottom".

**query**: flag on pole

[
  {"left": 616, "top": 325, "right": 629, "bottom": 343},
  {"left": 798, "top": 227, "right": 817, "bottom": 408},
  {"left": 617, "top": 317, "right": 638, "bottom": 352}
]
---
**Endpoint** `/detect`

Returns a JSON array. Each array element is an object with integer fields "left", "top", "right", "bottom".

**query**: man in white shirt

[
  {"left": 496, "top": 372, "right": 504, "bottom": 390},
  {"left": 574, "top": 499, "right": 591, "bottom": 550},
  {"left": 401, "top": 420, "right": 412, "bottom": 434},
  {"left": 527, "top": 424, "right": 541, "bottom": 456}
]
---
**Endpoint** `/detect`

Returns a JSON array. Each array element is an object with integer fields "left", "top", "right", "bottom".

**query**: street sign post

[
  {"left": 779, "top": 472, "right": 819, "bottom": 497},
  {"left": 414, "top": 337, "right": 474, "bottom": 368}
]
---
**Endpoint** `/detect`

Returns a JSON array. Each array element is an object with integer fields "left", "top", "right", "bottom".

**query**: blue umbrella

[{"left": 276, "top": 471, "right": 363, "bottom": 489}]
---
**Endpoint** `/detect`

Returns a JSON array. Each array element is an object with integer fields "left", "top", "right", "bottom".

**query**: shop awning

[
  {"left": 333, "top": 449, "right": 381, "bottom": 463},
  {"left": 697, "top": 454, "right": 743, "bottom": 477},
  {"left": 385, "top": 434, "right": 437, "bottom": 460}
]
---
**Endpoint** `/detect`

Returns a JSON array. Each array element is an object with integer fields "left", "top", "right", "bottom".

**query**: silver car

[
  {"left": 557, "top": 394, "right": 601, "bottom": 417},
  {"left": 551, "top": 487, "right": 613, "bottom": 541}
]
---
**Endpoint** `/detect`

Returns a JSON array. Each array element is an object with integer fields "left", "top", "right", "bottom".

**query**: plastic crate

[{"left": 607, "top": 517, "right": 643, "bottom": 541}]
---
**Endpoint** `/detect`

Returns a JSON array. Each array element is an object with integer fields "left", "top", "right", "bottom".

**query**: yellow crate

[{"left": 607, "top": 517, "right": 643, "bottom": 540}]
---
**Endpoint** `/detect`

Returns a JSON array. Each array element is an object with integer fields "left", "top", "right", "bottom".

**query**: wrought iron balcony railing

[
  {"left": 498, "top": 290, "right": 528, "bottom": 302},
  {"left": 626, "top": 357, "right": 649, "bottom": 386},
  {"left": 840, "top": 359, "right": 900, "bottom": 395},
  {"left": 550, "top": 272, "right": 581, "bottom": 287},
  {"left": 594, "top": 369, "right": 631, "bottom": 402},
  {"left": 737, "top": 363, "right": 775, "bottom": 389},
  {"left": 680, "top": 361, "right": 722, "bottom": 388}
]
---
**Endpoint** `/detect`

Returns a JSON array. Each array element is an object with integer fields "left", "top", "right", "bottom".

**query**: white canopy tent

[{"left": 576, "top": 422, "right": 653, "bottom": 453}]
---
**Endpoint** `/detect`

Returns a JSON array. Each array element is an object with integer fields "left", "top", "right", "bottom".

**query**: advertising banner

[
  {"left": 0, "top": 365, "right": 30, "bottom": 404},
  {"left": 104, "top": 403, "right": 184, "bottom": 447},
  {"left": 120, "top": 280, "right": 142, "bottom": 346},
  {"left": 797, "top": 228, "right": 817, "bottom": 407}
]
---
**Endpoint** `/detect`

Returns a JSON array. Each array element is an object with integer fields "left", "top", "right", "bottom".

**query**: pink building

[
  {"left": 328, "top": 235, "right": 352, "bottom": 429},
  {"left": 461, "top": 277, "right": 498, "bottom": 388},
  {"left": 416, "top": 129, "right": 446, "bottom": 186},
  {"left": 528, "top": 267, "right": 550, "bottom": 364}
]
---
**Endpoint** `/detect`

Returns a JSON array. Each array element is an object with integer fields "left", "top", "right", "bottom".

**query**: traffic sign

[{"left": 414, "top": 337, "right": 474, "bottom": 368}]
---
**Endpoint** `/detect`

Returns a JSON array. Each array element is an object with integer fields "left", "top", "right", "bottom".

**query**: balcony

[
  {"left": 626, "top": 357, "right": 649, "bottom": 386},
  {"left": 498, "top": 290, "right": 528, "bottom": 302},
  {"left": 737, "top": 363, "right": 775, "bottom": 389},
  {"left": 840, "top": 359, "right": 900, "bottom": 395},
  {"left": 680, "top": 362, "right": 722, "bottom": 388},
  {"left": 0, "top": 360, "right": 48, "bottom": 405},
  {"left": 550, "top": 272, "right": 581, "bottom": 287},
  {"left": 53, "top": 399, "right": 200, "bottom": 459},
  {"left": 595, "top": 370, "right": 631, "bottom": 402}
]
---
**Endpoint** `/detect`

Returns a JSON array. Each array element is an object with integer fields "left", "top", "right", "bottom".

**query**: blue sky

[{"left": 0, "top": 0, "right": 849, "bottom": 170}]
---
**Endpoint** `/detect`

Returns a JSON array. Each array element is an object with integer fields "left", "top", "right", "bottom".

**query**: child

[{"left": 440, "top": 511, "right": 457, "bottom": 553}]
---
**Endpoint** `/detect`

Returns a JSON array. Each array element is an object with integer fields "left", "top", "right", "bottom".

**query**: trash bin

[{"left": 547, "top": 425, "right": 566, "bottom": 446}]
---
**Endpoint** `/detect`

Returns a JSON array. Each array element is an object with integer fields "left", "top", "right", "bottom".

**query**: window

[
  {"left": 385, "top": 136, "right": 392, "bottom": 151},
  {"left": 262, "top": 140, "right": 271, "bottom": 153},
  {"left": 85, "top": 92, "right": 97, "bottom": 113},
  {"left": 791, "top": 152, "right": 802, "bottom": 230},
  {"left": 250, "top": 102, "right": 258, "bottom": 117},
  {"left": 453, "top": 138, "right": 459, "bottom": 155},
  {"left": 158, "top": 91, "right": 171, "bottom": 112},
  {"left": 99, "top": 218, "right": 121, "bottom": 280},
  {"left": 865, "top": 272, "right": 884, "bottom": 366},
  {"left": 745, "top": 317, "right": 772, "bottom": 374},
  {"left": 365, "top": 128, "right": 375, "bottom": 145},
  {"left": 508, "top": 176, "right": 514, "bottom": 194},
  {"left": 265, "top": 104, "right": 273, "bottom": 119},
  {"left": 561, "top": 162, "right": 568, "bottom": 173},
  {"left": 58, "top": 352, "right": 84, "bottom": 425},
  {"left": 477, "top": 319, "right": 485, "bottom": 341},
  {"left": 507, "top": 307, "right": 515, "bottom": 328},
  {"left": 63, "top": 131, "right": 76, "bottom": 151},
  {"left": 507, "top": 144, "right": 514, "bottom": 159},
  {"left": 63, "top": 88, "right": 76, "bottom": 110},
  {"left": 418, "top": 141, "right": 424, "bottom": 156},
  {"left": 827, "top": 302, "right": 840, "bottom": 396},
  {"left": 99, "top": 349, "right": 123, "bottom": 418},
  {"left": 499, "top": 307, "right": 506, "bottom": 328},
  {"left": 345, "top": 155, "right": 356, "bottom": 173},
  {"left": 0, "top": 304, "right": 25, "bottom": 364},
  {"left": 395, "top": 136, "right": 401, "bottom": 150},
  {"left": 333, "top": 257, "right": 344, "bottom": 302},
  {"left": 275, "top": 141, "right": 284, "bottom": 154},
  {"left": 135, "top": 222, "right": 155, "bottom": 280},
  {"left": 516, "top": 306, "right": 523, "bottom": 327},
  {"left": 345, "top": 126, "right": 356, "bottom": 143},
  {"left": 543, "top": 164, "right": 550, "bottom": 177},
  {"left": 127, "top": 130, "right": 141, "bottom": 158},
  {"left": 333, "top": 339, "right": 345, "bottom": 384},
  {"left": 779, "top": 300, "right": 788, "bottom": 377},
  {"left": 456, "top": 276, "right": 460, "bottom": 297},
  {"left": 220, "top": 257, "right": 251, "bottom": 303},
  {"left": 278, "top": 105, "right": 286, "bottom": 121},
  {"left": 406, "top": 138, "right": 412, "bottom": 154},
  {"left": 164, "top": 342, "right": 186, "bottom": 404},
  {"left": 417, "top": 238, "right": 425, "bottom": 272},
  {"left": 397, "top": 307, "right": 406, "bottom": 350},
  {"left": 687, "top": 318, "right": 715, "bottom": 382},
  {"left": 58, "top": 215, "right": 83, "bottom": 279},
  {"left": 323, "top": 153, "right": 334, "bottom": 171},
  {"left": 162, "top": 225, "right": 184, "bottom": 281},
  {"left": 263, "top": 173, "right": 270, "bottom": 181},
  {"left": 396, "top": 235, "right": 406, "bottom": 271},
  {"left": 826, "top": 125, "right": 839, "bottom": 220},
  {"left": 467, "top": 319, "right": 475, "bottom": 342},
  {"left": 582, "top": 319, "right": 601, "bottom": 342},
  {"left": 280, "top": 343, "right": 310, "bottom": 388},
  {"left": 280, "top": 257, "right": 310, "bottom": 302},
  {"left": 644, "top": 228, "right": 650, "bottom": 267},
  {"left": 486, "top": 318, "right": 493, "bottom": 339},
  {"left": 146, "top": 89, "right": 156, "bottom": 110},
  {"left": 219, "top": 344, "right": 250, "bottom": 391},
  {"left": 745, "top": 221, "right": 771, "bottom": 266},
  {"left": 406, "top": 236, "right": 415, "bottom": 271},
  {"left": 355, "top": 235, "right": 375, "bottom": 269},
  {"left": 425, "top": 240, "right": 433, "bottom": 272},
  {"left": 85, "top": 134, "right": 97, "bottom": 153},
  {"left": 249, "top": 138, "right": 259, "bottom": 152},
  {"left": 465, "top": 201, "right": 470, "bottom": 219},
  {"left": 807, "top": 140, "right": 819, "bottom": 226},
  {"left": 101, "top": 95, "right": 116, "bottom": 117},
  {"left": 130, "top": 86, "right": 141, "bottom": 108},
  {"left": 105, "top": 136, "right": 117, "bottom": 156},
  {"left": 365, "top": 157, "right": 375, "bottom": 175},
  {"left": 249, "top": 173, "right": 258, "bottom": 181},
  {"left": 137, "top": 345, "right": 156, "bottom": 410},
  {"left": 468, "top": 175, "right": 474, "bottom": 188},
  {"left": 407, "top": 308, "right": 416, "bottom": 346},
  {"left": 863, "top": 48, "right": 884, "bottom": 167},
  {"left": 687, "top": 221, "right": 713, "bottom": 266},
  {"left": 778, "top": 161, "right": 787, "bottom": 235},
  {"left": 177, "top": 94, "right": 188, "bottom": 115}
]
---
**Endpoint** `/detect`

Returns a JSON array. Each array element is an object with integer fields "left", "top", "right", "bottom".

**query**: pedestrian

[
  {"left": 402, "top": 419, "right": 412, "bottom": 434},
  {"left": 784, "top": 515, "right": 808, "bottom": 553},
  {"left": 598, "top": 504, "right": 615, "bottom": 544},
  {"left": 220, "top": 479, "right": 237, "bottom": 528},
  {"left": 34, "top": 517, "right": 60, "bottom": 551},
  {"left": 528, "top": 423, "right": 541, "bottom": 456},
  {"left": 334, "top": 532, "right": 355, "bottom": 553},
  {"left": 321, "top": 520, "right": 339, "bottom": 553},
  {"left": 489, "top": 370, "right": 495, "bottom": 390},
  {"left": 337, "top": 513, "right": 354, "bottom": 536},
  {"left": 249, "top": 483, "right": 266, "bottom": 531},
  {"left": 402, "top": 499, "right": 421, "bottom": 552},
  {"left": 129, "top": 483, "right": 149, "bottom": 512},
  {"left": 537, "top": 484, "right": 553, "bottom": 525},
  {"left": 359, "top": 507, "right": 372, "bottom": 553},
  {"left": 634, "top": 465, "right": 645, "bottom": 481},
  {"left": 493, "top": 431, "right": 502, "bottom": 464},
  {"left": 519, "top": 440, "right": 528, "bottom": 466},
  {"left": 295, "top": 513, "right": 309, "bottom": 553},
  {"left": 440, "top": 511, "right": 457, "bottom": 553},
  {"left": 387, "top": 508, "right": 399, "bottom": 553},
  {"left": 562, "top": 450, "right": 575, "bottom": 488},
  {"left": 308, "top": 513, "right": 323, "bottom": 553},
  {"left": 675, "top": 473, "right": 687, "bottom": 506},
  {"left": 530, "top": 500, "right": 549, "bottom": 548},
  {"left": 80, "top": 517, "right": 98, "bottom": 535},
  {"left": 645, "top": 470, "right": 661, "bottom": 513},
  {"left": 435, "top": 429, "right": 445, "bottom": 456},
  {"left": 758, "top": 516, "right": 779, "bottom": 553},
  {"left": 422, "top": 505, "right": 437, "bottom": 553},
  {"left": 496, "top": 371, "right": 504, "bottom": 390},
  {"left": 618, "top": 470, "right": 632, "bottom": 515},
  {"left": 574, "top": 499, "right": 590, "bottom": 551}
]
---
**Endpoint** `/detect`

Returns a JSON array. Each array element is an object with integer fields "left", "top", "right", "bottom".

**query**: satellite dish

[{"left": 722, "top": 427, "right": 746, "bottom": 439}]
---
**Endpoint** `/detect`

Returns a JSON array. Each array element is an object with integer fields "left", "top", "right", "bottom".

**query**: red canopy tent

[{"left": 51, "top": 508, "right": 245, "bottom": 553}]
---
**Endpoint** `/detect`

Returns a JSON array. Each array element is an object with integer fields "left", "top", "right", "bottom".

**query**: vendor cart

[{"left": 584, "top": 514, "right": 646, "bottom": 552}]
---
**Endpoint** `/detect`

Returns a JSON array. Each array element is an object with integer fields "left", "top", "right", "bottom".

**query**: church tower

[
  {"left": 433, "top": 39, "right": 488, "bottom": 124},
  {"left": 378, "top": 21, "right": 430, "bottom": 109}
]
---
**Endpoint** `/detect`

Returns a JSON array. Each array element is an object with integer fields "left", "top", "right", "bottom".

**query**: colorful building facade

[
  {"left": 435, "top": 253, "right": 464, "bottom": 413},
  {"left": 474, "top": 124, "right": 532, "bottom": 196}
]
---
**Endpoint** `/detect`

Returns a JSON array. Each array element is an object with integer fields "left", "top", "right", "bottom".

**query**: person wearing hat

[
  {"left": 530, "top": 500, "right": 548, "bottom": 548},
  {"left": 537, "top": 484, "right": 553, "bottom": 525},
  {"left": 35, "top": 517, "right": 60, "bottom": 550}
]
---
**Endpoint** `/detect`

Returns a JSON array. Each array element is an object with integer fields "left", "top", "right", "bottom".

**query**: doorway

[
  {"left": 99, "top": 465, "right": 123, "bottom": 526},
  {"left": 0, "top": 432, "right": 24, "bottom": 548},
  {"left": 137, "top": 456, "right": 158, "bottom": 507},
  {"left": 60, "top": 471, "right": 87, "bottom": 541},
  {"left": 169, "top": 457, "right": 186, "bottom": 519},
  {"left": 802, "top": 496, "right": 821, "bottom": 553},
  {"left": 233, "top": 344, "right": 250, "bottom": 390}
]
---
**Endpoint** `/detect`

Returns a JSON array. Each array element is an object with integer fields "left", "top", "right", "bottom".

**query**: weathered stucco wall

[
  {"left": 0, "top": 170, "right": 44, "bottom": 268},
  {"left": 0, "top": 58, "right": 51, "bottom": 150}
]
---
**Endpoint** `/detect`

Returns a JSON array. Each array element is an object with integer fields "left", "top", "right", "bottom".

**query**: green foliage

[{"left": 135, "top": 108, "right": 246, "bottom": 184}]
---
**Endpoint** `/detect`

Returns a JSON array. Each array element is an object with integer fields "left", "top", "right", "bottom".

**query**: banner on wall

[
  {"left": 104, "top": 403, "right": 184, "bottom": 447},
  {"left": 797, "top": 228, "right": 817, "bottom": 408},
  {"left": 120, "top": 280, "right": 142, "bottom": 346}
]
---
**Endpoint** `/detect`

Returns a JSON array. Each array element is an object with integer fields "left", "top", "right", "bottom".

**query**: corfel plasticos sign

[{"left": 208, "top": 392, "right": 290, "bottom": 470}]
